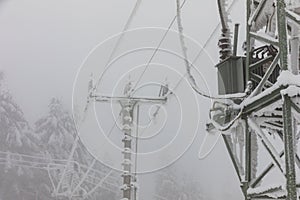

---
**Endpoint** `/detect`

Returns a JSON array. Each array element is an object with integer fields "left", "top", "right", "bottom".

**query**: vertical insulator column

[
  {"left": 218, "top": 28, "right": 232, "bottom": 60},
  {"left": 121, "top": 102, "right": 133, "bottom": 200},
  {"left": 217, "top": 0, "right": 233, "bottom": 61}
]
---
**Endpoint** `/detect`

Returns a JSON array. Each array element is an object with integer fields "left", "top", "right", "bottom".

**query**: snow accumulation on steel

[
  {"left": 281, "top": 85, "right": 300, "bottom": 97},
  {"left": 240, "top": 71, "right": 300, "bottom": 108},
  {"left": 277, "top": 70, "right": 300, "bottom": 86},
  {"left": 247, "top": 183, "right": 286, "bottom": 197},
  {"left": 286, "top": 9, "right": 300, "bottom": 22}
]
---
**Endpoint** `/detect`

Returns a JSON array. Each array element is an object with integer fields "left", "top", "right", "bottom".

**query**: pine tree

[
  {"left": 0, "top": 72, "right": 38, "bottom": 153},
  {"left": 0, "top": 72, "right": 47, "bottom": 200},
  {"left": 35, "top": 98, "right": 77, "bottom": 159},
  {"left": 0, "top": 72, "right": 118, "bottom": 199},
  {"left": 34, "top": 98, "right": 119, "bottom": 199}
]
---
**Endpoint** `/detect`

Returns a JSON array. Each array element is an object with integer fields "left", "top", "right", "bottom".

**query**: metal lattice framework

[{"left": 208, "top": 0, "right": 300, "bottom": 200}]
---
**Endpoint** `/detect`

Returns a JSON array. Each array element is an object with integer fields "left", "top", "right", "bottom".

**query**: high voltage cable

[
  {"left": 62, "top": 1, "right": 143, "bottom": 193},
  {"left": 104, "top": 0, "right": 142, "bottom": 70},
  {"left": 61, "top": 0, "right": 244, "bottom": 190},
  {"left": 176, "top": 0, "right": 245, "bottom": 100},
  {"left": 92, "top": 0, "right": 189, "bottom": 156},
  {"left": 171, "top": 0, "right": 240, "bottom": 94},
  {"left": 92, "top": 0, "right": 227, "bottom": 147},
  {"left": 176, "top": 0, "right": 244, "bottom": 131},
  {"left": 110, "top": 0, "right": 244, "bottom": 149},
  {"left": 3, "top": 1, "right": 246, "bottom": 197},
  {"left": 79, "top": 0, "right": 242, "bottom": 189},
  {"left": 129, "top": 0, "right": 243, "bottom": 134},
  {"left": 132, "top": 0, "right": 188, "bottom": 91}
]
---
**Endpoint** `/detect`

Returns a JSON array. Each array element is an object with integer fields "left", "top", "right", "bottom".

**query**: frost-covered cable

[
  {"left": 210, "top": 108, "right": 243, "bottom": 132},
  {"left": 193, "top": 0, "right": 238, "bottom": 65},
  {"left": 217, "top": 0, "right": 230, "bottom": 31},
  {"left": 132, "top": 0, "right": 188, "bottom": 91},
  {"left": 176, "top": 0, "right": 244, "bottom": 131},
  {"left": 165, "top": 0, "right": 240, "bottom": 99},
  {"left": 175, "top": 0, "right": 245, "bottom": 100},
  {"left": 95, "top": 0, "right": 142, "bottom": 91},
  {"left": 105, "top": 0, "right": 142, "bottom": 67}
]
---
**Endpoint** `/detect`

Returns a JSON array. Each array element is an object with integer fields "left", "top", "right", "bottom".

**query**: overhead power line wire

[
  {"left": 176, "top": 0, "right": 245, "bottom": 100},
  {"left": 95, "top": 0, "right": 142, "bottom": 91},
  {"left": 92, "top": 0, "right": 240, "bottom": 145},
  {"left": 82, "top": 0, "right": 143, "bottom": 151},
  {"left": 92, "top": 0, "right": 198, "bottom": 185},
  {"left": 85, "top": 0, "right": 243, "bottom": 185},
  {"left": 176, "top": 0, "right": 246, "bottom": 100},
  {"left": 129, "top": 0, "right": 243, "bottom": 133},
  {"left": 92, "top": 0, "right": 189, "bottom": 151},
  {"left": 104, "top": 0, "right": 142, "bottom": 68},
  {"left": 68, "top": 1, "right": 143, "bottom": 195},
  {"left": 123, "top": 0, "right": 243, "bottom": 147},
  {"left": 191, "top": 0, "right": 239, "bottom": 68},
  {"left": 132, "top": 0, "right": 188, "bottom": 91},
  {"left": 175, "top": 0, "right": 243, "bottom": 131}
]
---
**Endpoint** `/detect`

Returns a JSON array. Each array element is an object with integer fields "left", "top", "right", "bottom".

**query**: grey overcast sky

[{"left": 0, "top": 0, "right": 248, "bottom": 199}]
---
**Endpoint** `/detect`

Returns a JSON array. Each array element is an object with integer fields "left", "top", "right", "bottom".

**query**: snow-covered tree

[
  {"left": 35, "top": 98, "right": 77, "bottom": 159},
  {"left": 0, "top": 72, "right": 48, "bottom": 200},
  {"left": 0, "top": 73, "right": 118, "bottom": 199},
  {"left": 34, "top": 98, "right": 119, "bottom": 199},
  {"left": 0, "top": 73, "right": 38, "bottom": 153}
]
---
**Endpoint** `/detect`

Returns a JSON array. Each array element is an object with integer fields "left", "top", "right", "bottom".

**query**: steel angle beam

[{"left": 243, "top": 86, "right": 285, "bottom": 114}]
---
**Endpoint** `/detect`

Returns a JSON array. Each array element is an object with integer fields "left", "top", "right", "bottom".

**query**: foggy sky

[{"left": 0, "top": 0, "right": 247, "bottom": 199}]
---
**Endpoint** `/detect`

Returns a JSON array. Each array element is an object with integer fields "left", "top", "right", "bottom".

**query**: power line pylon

[
  {"left": 90, "top": 81, "right": 167, "bottom": 200},
  {"left": 209, "top": 0, "right": 300, "bottom": 200}
]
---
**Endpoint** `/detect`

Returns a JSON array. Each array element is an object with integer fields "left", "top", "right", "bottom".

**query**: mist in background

[{"left": 0, "top": 0, "right": 248, "bottom": 199}]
